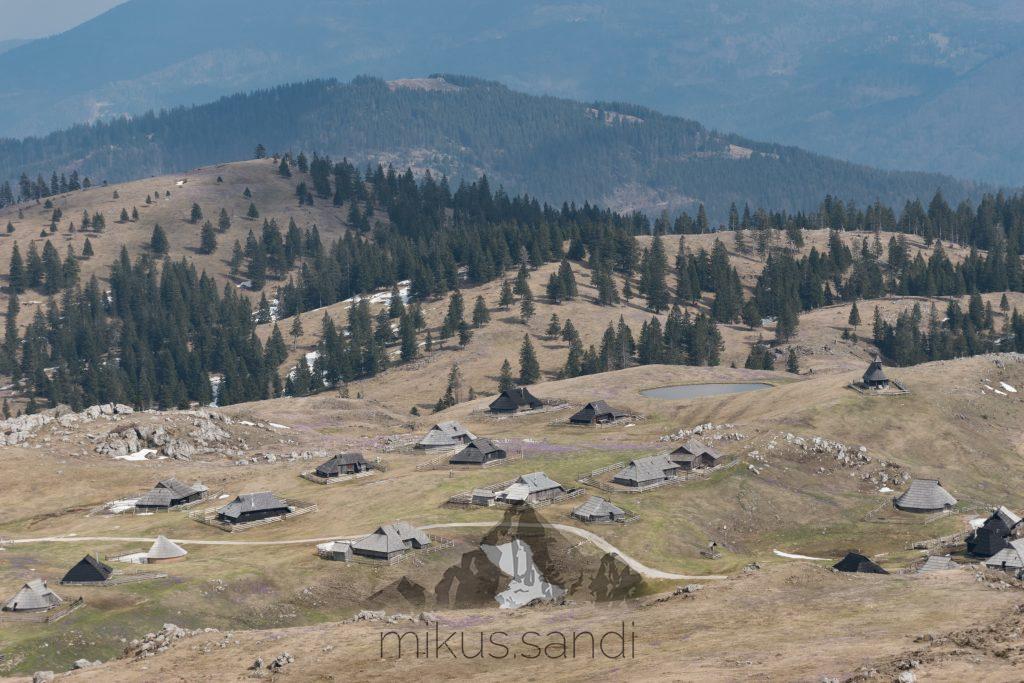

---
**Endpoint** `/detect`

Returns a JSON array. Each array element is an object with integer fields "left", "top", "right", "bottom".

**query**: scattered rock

[
  {"left": 32, "top": 672, "right": 55, "bottom": 683},
  {"left": 270, "top": 652, "right": 294, "bottom": 669}
]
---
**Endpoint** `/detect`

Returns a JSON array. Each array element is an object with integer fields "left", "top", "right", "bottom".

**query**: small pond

[{"left": 640, "top": 382, "right": 773, "bottom": 400}]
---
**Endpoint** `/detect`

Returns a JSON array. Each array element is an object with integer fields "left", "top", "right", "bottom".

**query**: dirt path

[
  {"left": 421, "top": 522, "right": 727, "bottom": 580},
  {"left": 1, "top": 521, "right": 725, "bottom": 581}
]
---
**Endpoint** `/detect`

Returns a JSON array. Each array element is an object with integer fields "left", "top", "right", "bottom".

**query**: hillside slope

[
  {"left": 0, "top": 76, "right": 987, "bottom": 220},
  {"left": 1, "top": 0, "right": 1023, "bottom": 184}
]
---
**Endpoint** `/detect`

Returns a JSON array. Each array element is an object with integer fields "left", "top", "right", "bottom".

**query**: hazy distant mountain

[
  {"left": 0, "top": 76, "right": 985, "bottom": 220},
  {"left": 1, "top": 0, "right": 1020, "bottom": 184},
  {"left": 0, "top": 39, "right": 31, "bottom": 55}
]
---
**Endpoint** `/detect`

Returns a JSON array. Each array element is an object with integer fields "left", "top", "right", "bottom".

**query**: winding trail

[{"left": 1, "top": 522, "right": 726, "bottom": 581}]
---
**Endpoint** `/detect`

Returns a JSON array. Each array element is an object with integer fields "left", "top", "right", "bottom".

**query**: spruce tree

[
  {"left": 218, "top": 208, "right": 231, "bottom": 232},
  {"left": 787, "top": 347, "right": 800, "bottom": 374},
  {"left": 289, "top": 315, "right": 304, "bottom": 345},
  {"left": 150, "top": 224, "right": 169, "bottom": 255},
  {"left": 399, "top": 312, "right": 418, "bottom": 361},
  {"left": 498, "top": 359, "right": 515, "bottom": 392},
  {"left": 519, "top": 288, "right": 535, "bottom": 323},
  {"left": 471, "top": 295, "right": 490, "bottom": 327},
  {"left": 518, "top": 334, "right": 540, "bottom": 384},
  {"left": 498, "top": 279, "right": 514, "bottom": 309},
  {"left": 441, "top": 291, "right": 465, "bottom": 338},
  {"left": 546, "top": 313, "right": 561, "bottom": 337},
  {"left": 388, "top": 285, "right": 405, "bottom": 318},
  {"left": 848, "top": 301, "right": 862, "bottom": 329},
  {"left": 82, "top": 237, "right": 93, "bottom": 258},
  {"left": 199, "top": 221, "right": 218, "bottom": 254},
  {"left": 7, "top": 243, "right": 25, "bottom": 294},
  {"left": 190, "top": 203, "right": 203, "bottom": 224}
]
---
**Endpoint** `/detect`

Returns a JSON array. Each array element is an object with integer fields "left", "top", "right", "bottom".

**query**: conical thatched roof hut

[{"left": 147, "top": 535, "right": 188, "bottom": 563}]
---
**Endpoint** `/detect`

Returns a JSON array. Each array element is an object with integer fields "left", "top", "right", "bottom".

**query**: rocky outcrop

[
  {"left": 93, "top": 411, "right": 237, "bottom": 460},
  {"left": 0, "top": 402, "right": 133, "bottom": 446},
  {"left": 122, "top": 623, "right": 207, "bottom": 659}
]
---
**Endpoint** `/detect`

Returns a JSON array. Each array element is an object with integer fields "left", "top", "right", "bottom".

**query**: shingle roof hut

[
  {"left": 489, "top": 387, "right": 543, "bottom": 413},
  {"left": 136, "top": 478, "right": 206, "bottom": 509},
  {"left": 3, "top": 579, "right": 63, "bottom": 612},
  {"left": 321, "top": 540, "right": 353, "bottom": 562},
  {"left": 352, "top": 521, "right": 431, "bottom": 560},
  {"left": 985, "top": 539, "right": 1024, "bottom": 574},
  {"left": 496, "top": 472, "right": 566, "bottom": 504},
  {"left": 612, "top": 455, "right": 679, "bottom": 487},
  {"left": 893, "top": 479, "right": 957, "bottom": 513},
  {"left": 571, "top": 496, "right": 626, "bottom": 523},
  {"left": 471, "top": 489, "right": 497, "bottom": 507},
  {"left": 61, "top": 555, "right": 114, "bottom": 584},
  {"left": 416, "top": 421, "right": 476, "bottom": 449},
  {"left": 968, "top": 506, "right": 1022, "bottom": 557},
  {"left": 146, "top": 535, "right": 188, "bottom": 563},
  {"left": 569, "top": 401, "right": 627, "bottom": 425},
  {"left": 450, "top": 438, "right": 507, "bottom": 465},
  {"left": 668, "top": 439, "right": 725, "bottom": 470},
  {"left": 918, "top": 555, "right": 958, "bottom": 573},
  {"left": 217, "top": 492, "right": 292, "bottom": 524},
  {"left": 315, "top": 452, "right": 369, "bottom": 477},
  {"left": 863, "top": 355, "right": 890, "bottom": 388},
  {"left": 833, "top": 552, "right": 888, "bottom": 574}
]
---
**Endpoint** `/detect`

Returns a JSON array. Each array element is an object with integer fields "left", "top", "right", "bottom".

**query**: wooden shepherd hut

[
  {"left": 3, "top": 579, "right": 63, "bottom": 612},
  {"left": 61, "top": 555, "right": 114, "bottom": 585},
  {"left": 569, "top": 400, "right": 627, "bottom": 425},
  {"left": 217, "top": 492, "right": 292, "bottom": 525},
  {"left": 969, "top": 506, "right": 1023, "bottom": 557},
  {"left": 893, "top": 479, "right": 957, "bottom": 513},
  {"left": 449, "top": 438, "right": 507, "bottom": 465},
  {"left": 315, "top": 452, "right": 369, "bottom": 478},
  {"left": 489, "top": 387, "right": 543, "bottom": 413},
  {"left": 833, "top": 552, "right": 888, "bottom": 574},
  {"left": 612, "top": 455, "right": 679, "bottom": 487},
  {"left": 862, "top": 355, "right": 890, "bottom": 389}
]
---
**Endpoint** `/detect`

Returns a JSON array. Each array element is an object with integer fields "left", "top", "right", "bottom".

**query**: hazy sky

[{"left": 0, "top": 0, "right": 126, "bottom": 41}]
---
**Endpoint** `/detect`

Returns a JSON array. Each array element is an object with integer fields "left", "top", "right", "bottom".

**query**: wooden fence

[
  {"left": 61, "top": 571, "right": 166, "bottom": 587},
  {"left": 299, "top": 469, "right": 379, "bottom": 485},
  {"left": 0, "top": 597, "right": 85, "bottom": 625},
  {"left": 87, "top": 491, "right": 220, "bottom": 517},
  {"left": 188, "top": 499, "right": 318, "bottom": 532}
]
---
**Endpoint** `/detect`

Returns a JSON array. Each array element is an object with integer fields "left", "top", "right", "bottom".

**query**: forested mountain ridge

[
  {"left": 0, "top": 0, "right": 1022, "bottom": 184},
  {"left": 0, "top": 76, "right": 987, "bottom": 220},
  {"left": 2, "top": 151, "right": 1024, "bottom": 416}
]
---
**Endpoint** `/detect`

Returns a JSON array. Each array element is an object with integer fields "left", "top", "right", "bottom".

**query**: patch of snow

[
  {"left": 995, "top": 389, "right": 1007, "bottom": 396},
  {"left": 773, "top": 549, "right": 829, "bottom": 561},
  {"left": 114, "top": 448, "right": 156, "bottom": 461},
  {"left": 268, "top": 423, "right": 290, "bottom": 430},
  {"left": 113, "top": 552, "right": 149, "bottom": 564},
  {"left": 106, "top": 499, "right": 139, "bottom": 514},
  {"left": 878, "top": 486, "right": 893, "bottom": 493},
  {"left": 218, "top": 494, "right": 230, "bottom": 499},
  {"left": 970, "top": 517, "right": 987, "bottom": 529},
  {"left": 1000, "top": 382, "right": 1017, "bottom": 393},
  {"left": 238, "top": 420, "right": 255, "bottom": 426}
]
